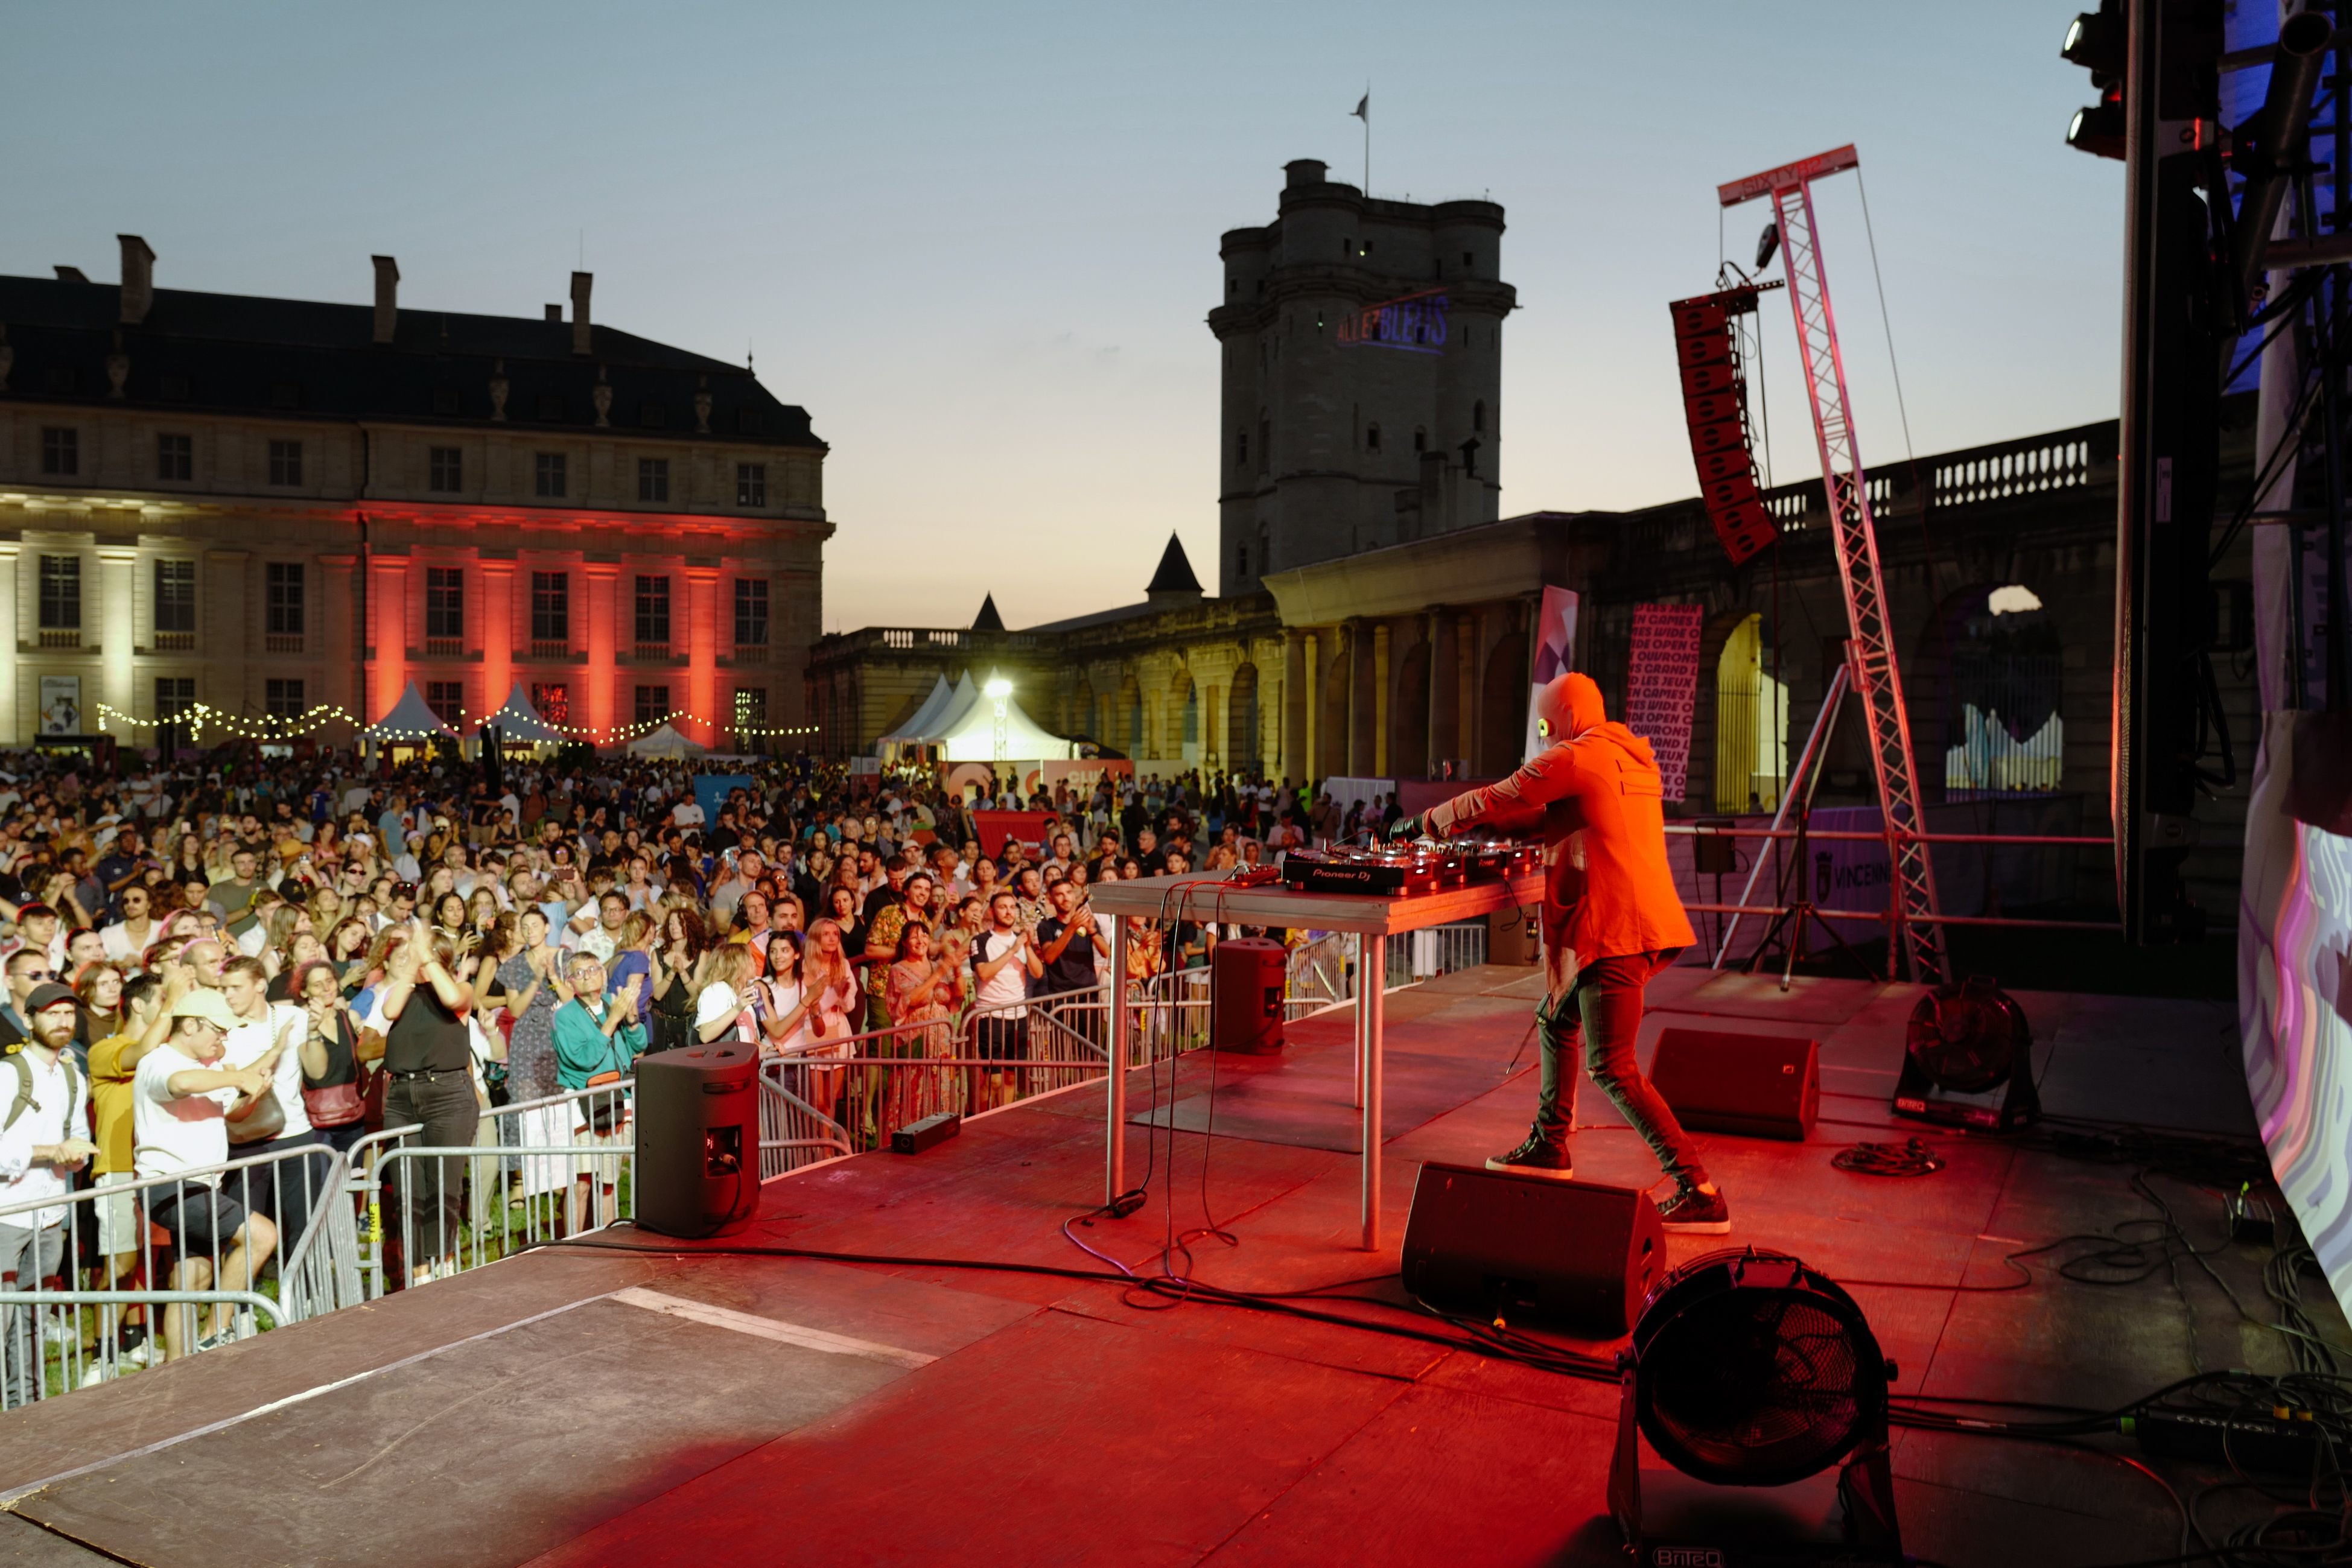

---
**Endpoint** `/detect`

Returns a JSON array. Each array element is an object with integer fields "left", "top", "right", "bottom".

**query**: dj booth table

[{"left": 1088, "top": 869, "right": 1545, "bottom": 1249}]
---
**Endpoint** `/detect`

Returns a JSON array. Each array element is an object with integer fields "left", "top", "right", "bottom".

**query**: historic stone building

[{"left": 0, "top": 237, "right": 828, "bottom": 748}]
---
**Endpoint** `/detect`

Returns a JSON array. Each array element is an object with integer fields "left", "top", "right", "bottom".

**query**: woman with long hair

[
  {"left": 607, "top": 910, "right": 656, "bottom": 1035},
  {"left": 824, "top": 883, "right": 865, "bottom": 962},
  {"left": 798, "top": 919, "right": 860, "bottom": 1131},
  {"left": 693, "top": 942, "right": 758, "bottom": 1046},
  {"left": 325, "top": 915, "right": 375, "bottom": 994},
  {"left": 269, "top": 931, "right": 326, "bottom": 1000},
  {"left": 72, "top": 962, "right": 123, "bottom": 1059},
  {"left": 883, "top": 921, "right": 954, "bottom": 1129},
  {"left": 646, "top": 905, "right": 704, "bottom": 1055},
  {"left": 497, "top": 908, "right": 563, "bottom": 1104},
  {"left": 290, "top": 959, "right": 367, "bottom": 1154}
]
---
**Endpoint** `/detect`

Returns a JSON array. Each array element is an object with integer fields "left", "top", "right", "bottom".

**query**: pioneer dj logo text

[{"left": 1651, "top": 1551, "right": 1724, "bottom": 1568}]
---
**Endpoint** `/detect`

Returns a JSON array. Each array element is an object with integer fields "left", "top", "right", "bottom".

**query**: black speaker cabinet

[
  {"left": 1211, "top": 937, "right": 1286, "bottom": 1053},
  {"left": 1402, "top": 1162, "right": 1665, "bottom": 1338},
  {"left": 1650, "top": 1027, "right": 1819, "bottom": 1142},
  {"left": 634, "top": 1041, "right": 761, "bottom": 1239}
]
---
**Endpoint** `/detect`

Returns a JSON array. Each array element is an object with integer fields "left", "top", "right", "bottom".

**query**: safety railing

[
  {"left": 0, "top": 1137, "right": 348, "bottom": 1409},
  {"left": 761, "top": 983, "right": 1124, "bottom": 1155},
  {"left": 340, "top": 1081, "right": 635, "bottom": 1300}
]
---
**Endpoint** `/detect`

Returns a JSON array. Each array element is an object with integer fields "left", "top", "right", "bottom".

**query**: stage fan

[
  {"left": 1608, "top": 1248, "right": 1902, "bottom": 1563},
  {"left": 1893, "top": 974, "right": 2039, "bottom": 1132}
]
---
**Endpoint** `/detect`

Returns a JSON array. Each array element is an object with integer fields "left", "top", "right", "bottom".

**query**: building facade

[
  {"left": 0, "top": 238, "right": 829, "bottom": 748},
  {"left": 1213, "top": 160, "right": 1513, "bottom": 595}
]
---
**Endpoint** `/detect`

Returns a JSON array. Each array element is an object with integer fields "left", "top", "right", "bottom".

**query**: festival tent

[
  {"left": 364, "top": 682, "right": 458, "bottom": 743},
  {"left": 626, "top": 722, "right": 708, "bottom": 758},
  {"left": 471, "top": 682, "right": 566, "bottom": 746},
  {"left": 931, "top": 678, "right": 1076, "bottom": 763},
  {"left": 876, "top": 675, "right": 955, "bottom": 752},
  {"left": 900, "top": 673, "right": 979, "bottom": 746}
]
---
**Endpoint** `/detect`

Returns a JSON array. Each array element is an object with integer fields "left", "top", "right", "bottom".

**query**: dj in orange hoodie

[{"left": 1399, "top": 671, "right": 1727, "bottom": 1233}]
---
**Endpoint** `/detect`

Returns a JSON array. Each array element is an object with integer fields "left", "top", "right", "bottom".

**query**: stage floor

[{"left": 0, "top": 962, "right": 2322, "bottom": 1567}]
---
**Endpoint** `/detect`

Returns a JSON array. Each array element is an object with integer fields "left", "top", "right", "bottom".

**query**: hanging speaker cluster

[{"left": 1670, "top": 286, "right": 1779, "bottom": 567}]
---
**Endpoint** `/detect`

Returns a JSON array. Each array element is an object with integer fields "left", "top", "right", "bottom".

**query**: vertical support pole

[
  {"left": 1361, "top": 932, "right": 1387, "bottom": 1250},
  {"left": 1106, "top": 918, "right": 1129, "bottom": 1206},
  {"left": 1352, "top": 930, "right": 1365, "bottom": 1108}
]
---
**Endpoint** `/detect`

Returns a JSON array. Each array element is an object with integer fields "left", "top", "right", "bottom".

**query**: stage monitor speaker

[
  {"left": 1211, "top": 936, "right": 1286, "bottom": 1053},
  {"left": 1670, "top": 285, "right": 1780, "bottom": 568},
  {"left": 1402, "top": 1162, "right": 1665, "bottom": 1338},
  {"left": 1650, "top": 1027, "right": 1820, "bottom": 1141},
  {"left": 1488, "top": 903, "right": 1540, "bottom": 966},
  {"left": 634, "top": 1041, "right": 761, "bottom": 1239}
]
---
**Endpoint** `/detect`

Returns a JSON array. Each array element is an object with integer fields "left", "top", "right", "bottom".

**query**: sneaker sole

[
  {"left": 1485, "top": 1158, "right": 1575, "bottom": 1181},
  {"left": 1661, "top": 1217, "right": 1731, "bottom": 1234}
]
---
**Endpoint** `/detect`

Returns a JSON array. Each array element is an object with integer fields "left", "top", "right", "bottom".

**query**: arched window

[
  {"left": 1472, "top": 400, "right": 1486, "bottom": 434},
  {"left": 1236, "top": 428, "right": 1248, "bottom": 468},
  {"left": 1945, "top": 585, "right": 2062, "bottom": 795},
  {"left": 1366, "top": 422, "right": 1382, "bottom": 454},
  {"left": 1257, "top": 414, "right": 1270, "bottom": 474},
  {"left": 1714, "top": 614, "right": 1789, "bottom": 813},
  {"left": 1413, "top": 427, "right": 1427, "bottom": 454}
]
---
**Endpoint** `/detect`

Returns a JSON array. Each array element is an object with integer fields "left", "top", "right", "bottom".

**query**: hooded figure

[
  {"left": 1420, "top": 672, "right": 1696, "bottom": 1001},
  {"left": 1399, "top": 670, "right": 1725, "bottom": 1232}
]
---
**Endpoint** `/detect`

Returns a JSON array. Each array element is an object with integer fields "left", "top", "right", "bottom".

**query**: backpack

[{"left": 2, "top": 1044, "right": 81, "bottom": 1135}]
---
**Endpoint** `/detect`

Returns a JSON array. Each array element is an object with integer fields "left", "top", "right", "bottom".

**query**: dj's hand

[{"left": 1388, "top": 814, "right": 1422, "bottom": 842}]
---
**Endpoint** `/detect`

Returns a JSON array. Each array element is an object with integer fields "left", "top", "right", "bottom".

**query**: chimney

[
  {"left": 118, "top": 235, "right": 154, "bottom": 325},
  {"left": 570, "top": 271, "right": 592, "bottom": 355},
  {"left": 372, "top": 255, "right": 399, "bottom": 344},
  {"left": 544, "top": 304, "right": 562, "bottom": 322},
  {"left": 53, "top": 265, "right": 89, "bottom": 284},
  {"left": 1284, "top": 159, "right": 1329, "bottom": 191}
]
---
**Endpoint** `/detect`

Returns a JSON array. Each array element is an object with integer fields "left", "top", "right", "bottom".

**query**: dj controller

[{"left": 1276, "top": 839, "right": 1539, "bottom": 897}]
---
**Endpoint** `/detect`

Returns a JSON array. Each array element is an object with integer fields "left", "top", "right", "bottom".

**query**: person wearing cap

[
  {"left": 0, "top": 982, "right": 97, "bottom": 1401},
  {"left": 1393, "top": 670, "right": 1727, "bottom": 1235},
  {"left": 134, "top": 987, "right": 276, "bottom": 1361}
]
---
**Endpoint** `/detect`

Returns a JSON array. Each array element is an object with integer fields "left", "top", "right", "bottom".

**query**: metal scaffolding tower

[{"left": 1720, "top": 145, "right": 1947, "bottom": 983}]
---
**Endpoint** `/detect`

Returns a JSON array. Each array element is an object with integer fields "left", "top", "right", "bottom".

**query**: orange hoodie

[{"left": 1426, "top": 673, "right": 1696, "bottom": 998}]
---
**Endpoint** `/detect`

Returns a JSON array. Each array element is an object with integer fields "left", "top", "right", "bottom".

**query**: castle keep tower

[{"left": 1209, "top": 159, "right": 1514, "bottom": 595}]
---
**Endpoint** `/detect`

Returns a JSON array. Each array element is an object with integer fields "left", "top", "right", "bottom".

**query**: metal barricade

[
  {"left": 0, "top": 1137, "right": 345, "bottom": 1407},
  {"left": 346, "top": 1081, "right": 635, "bottom": 1298},
  {"left": 757, "top": 1071, "right": 854, "bottom": 1180}
]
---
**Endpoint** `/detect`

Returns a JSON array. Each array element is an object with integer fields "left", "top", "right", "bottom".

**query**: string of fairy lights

[{"left": 92, "top": 699, "right": 817, "bottom": 747}]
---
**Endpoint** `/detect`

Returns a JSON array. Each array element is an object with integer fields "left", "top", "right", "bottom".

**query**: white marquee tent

[
  {"left": 471, "top": 682, "right": 566, "bottom": 745},
  {"left": 364, "top": 682, "right": 457, "bottom": 743},
  {"left": 877, "top": 676, "right": 955, "bottom": 752},
  {"left": 626, "top": 722, "right": 708, "bottom": 758}
]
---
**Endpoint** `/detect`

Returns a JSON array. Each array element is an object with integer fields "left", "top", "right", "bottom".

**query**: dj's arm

[{"left": 1423, "top": 745, "right": 1586, "bottom": 840}]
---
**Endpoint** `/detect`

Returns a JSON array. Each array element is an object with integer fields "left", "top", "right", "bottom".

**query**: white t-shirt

[
  {"left": 695, "top": 981, "right": 749, "bottom": 1042},
  {"left": 100, "top": 919, "right": 156, "bottom": 965},
  {"left": 672, "top": 801, "right": 705, "bottom": 829},
  {"left": 972, "top": 929, "right": 1032, "bottom": 1017},
  {"left": 0, "top": 1051, "right": 88, "bottom": 1226},
  {"left": 223, "top": 1001, "right": 311, "bottom": 1138},
  {"left": 133, "top": 1043, "right": 235, "bottom": 1184},
  {"left": 758, "top": 978, "right": 807, "bottom": 1053}
]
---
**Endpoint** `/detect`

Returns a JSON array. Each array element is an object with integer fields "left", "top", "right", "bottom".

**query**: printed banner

[
  {"left": 39, "top": 676, "right": 81, "bottom": 735},
  {"left": 1624, "top": 603, "right": 1703, "bottom": 801},
  {"left": 1521, "top": 586, "right": 1580, "bottom": 762}
]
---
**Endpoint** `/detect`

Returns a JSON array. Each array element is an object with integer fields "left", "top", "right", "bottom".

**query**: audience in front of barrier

[
  {"left": 375, "top": 927, "right": 478, "bottom": 1284},
  {"left": 0, "top": 984, "right": 96, "bottom": 1398}
]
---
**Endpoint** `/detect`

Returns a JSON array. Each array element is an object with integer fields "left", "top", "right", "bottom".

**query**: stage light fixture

[
  {"left": 2062, "top": 2, "right": 2127, "bottom": 160},
  {"left": 1753, "top": 220, "right": 1779, "bottom": 272},
  {"left": 1892, "top": 974, "right": 2040, "bottom": 1132},
  {"left": 1609, "top": 1247, "right": 1902, "bottom": 1562}
]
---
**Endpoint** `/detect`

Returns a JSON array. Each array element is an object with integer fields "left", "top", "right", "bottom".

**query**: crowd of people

[{"left": 0, "top": 744, "right": 1355, "bottom": 1391}]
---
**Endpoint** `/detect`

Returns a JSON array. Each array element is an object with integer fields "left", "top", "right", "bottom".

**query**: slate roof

[
  {"left": 1145, "top": 533, "right": 1202, "bottom": 594},
  {"left": 0, "top": 275, "right": 822, "bottom": 448}
]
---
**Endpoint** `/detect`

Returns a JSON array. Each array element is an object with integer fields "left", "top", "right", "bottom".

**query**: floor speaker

[
  {"left": 1402, "top": 1162, "right": 1665, "bottom": 1338},
  {"left": 634, "top": 1041, "right": 761, "bottom": 1239},
  {"left": 1211, "top": 937, "right": 1286, "bottom": 1052},
  {"left": 1650, "top": 1027, "right": 1819, "bottom": 1141}
]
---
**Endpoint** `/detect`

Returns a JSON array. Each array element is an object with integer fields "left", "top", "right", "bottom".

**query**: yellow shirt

[{"left": 84, "top": 1029, "right": 141, "bottom": 1177}]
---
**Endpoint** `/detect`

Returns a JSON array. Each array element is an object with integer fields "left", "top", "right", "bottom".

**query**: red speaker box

[
  {"left": 1211, "top": 936, "right": 1286, "bottom": 1053},
  {"left": 1402, "top": 1163, "right": 1666, "bottom": 1338},
  {"left": 1650, "top": 1027, "right": 1820, "bottom": 1141}
]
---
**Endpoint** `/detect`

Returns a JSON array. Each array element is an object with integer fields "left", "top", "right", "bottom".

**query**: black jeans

[
  {"left": 1531, "top": 950, "right": 1708, "bottom": 1188},
  {"left": 382, "top": 1072, "right": 481, "bottom": 1268}
]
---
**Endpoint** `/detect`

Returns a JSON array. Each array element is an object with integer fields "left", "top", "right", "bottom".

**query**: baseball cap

[
  {"left": 25, "top": 982, "right": 76, "bottom": 1015},
  {"left": 166, "top": 991, "right": 237, "bottom": 1030}
]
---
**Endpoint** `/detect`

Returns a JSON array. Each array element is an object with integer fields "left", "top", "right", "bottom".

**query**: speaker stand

[{"left": 1743, "top": 798, "right": 1876, "bottom": 992}]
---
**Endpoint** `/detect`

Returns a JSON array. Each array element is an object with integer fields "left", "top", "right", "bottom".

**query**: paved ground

[{"left": 0, "top": 963, "right": 2312, "bottom": 1567}]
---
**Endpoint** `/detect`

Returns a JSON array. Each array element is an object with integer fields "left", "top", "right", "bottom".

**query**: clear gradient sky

[{"left": 3, "top": 2, "right": 2122, "bottom": 634}]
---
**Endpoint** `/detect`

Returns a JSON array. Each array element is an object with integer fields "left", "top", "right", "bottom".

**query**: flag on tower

[{"left": 1352, "top": 92, "right": 1368, "bottom": 120}]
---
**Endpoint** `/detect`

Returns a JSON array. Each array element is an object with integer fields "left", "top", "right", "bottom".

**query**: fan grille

[
  {"left": 1905, "top": 982, "right": 2020, "bottom": 1094},
  {"left": 1639, "top": 1287, "right": 1867, "bottom": 1485}
]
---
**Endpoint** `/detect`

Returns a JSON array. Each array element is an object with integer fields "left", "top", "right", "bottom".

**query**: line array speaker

[{"left": 1669, "top": 287, "right": 1779, "bottom": 567}]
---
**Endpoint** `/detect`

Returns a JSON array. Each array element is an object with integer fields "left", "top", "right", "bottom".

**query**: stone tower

[{"left": 1209, "top": 159, "right": 1514, "bottom": 596}]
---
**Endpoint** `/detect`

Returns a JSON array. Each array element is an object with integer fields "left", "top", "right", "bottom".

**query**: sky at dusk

[{"left": 3, "top": 2, "right": 2122, "bottom": 634}]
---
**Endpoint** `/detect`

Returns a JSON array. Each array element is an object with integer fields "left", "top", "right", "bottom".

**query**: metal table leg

[{"left": 1361, "top": 933, "right": 1387, "bottom": 1251}]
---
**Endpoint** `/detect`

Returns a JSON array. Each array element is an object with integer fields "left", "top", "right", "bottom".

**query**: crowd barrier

[{"left": 0, "top": 932, "right": 1503, "bottom": 1408}]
